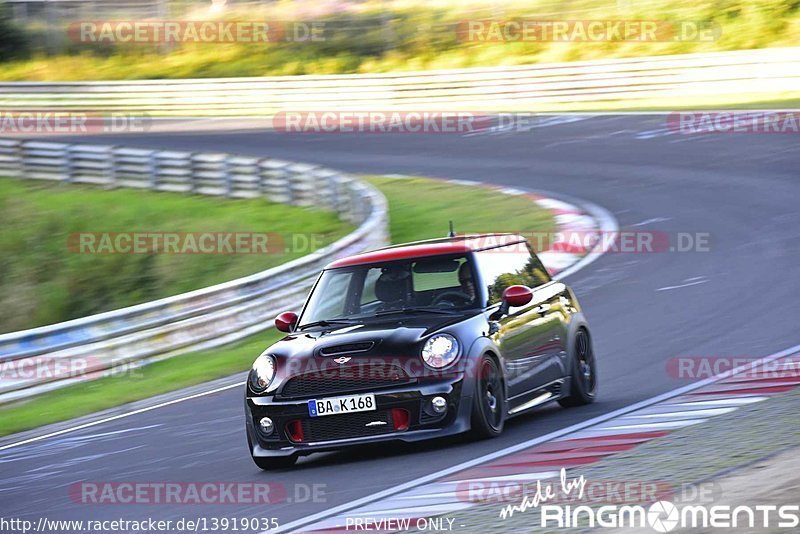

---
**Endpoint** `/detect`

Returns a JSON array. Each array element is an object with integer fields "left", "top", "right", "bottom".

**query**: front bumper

[{"left": 245, "top": 377, "right": 469, "bottom": 458}]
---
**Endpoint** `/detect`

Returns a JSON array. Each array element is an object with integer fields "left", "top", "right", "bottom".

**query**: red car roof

[{"left": 326, "top": 234, "right": 525, "bottom": 269}]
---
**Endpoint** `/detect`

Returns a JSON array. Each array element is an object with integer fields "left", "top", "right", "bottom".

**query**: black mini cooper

[{"left": 245, "top": 233, "right": 597, "bottom": 469}]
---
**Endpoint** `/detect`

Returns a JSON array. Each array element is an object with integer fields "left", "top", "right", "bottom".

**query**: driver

[
  {"left": 374, "top": 266, "right": 410, "bottom": 310},
  {"left": 458, "top": 263, "right": 476, "bottom": 304}
]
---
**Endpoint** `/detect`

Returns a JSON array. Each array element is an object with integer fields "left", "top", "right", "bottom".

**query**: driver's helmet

[{"left": 375, "top": 266, "right": 410, "bottom": 307}]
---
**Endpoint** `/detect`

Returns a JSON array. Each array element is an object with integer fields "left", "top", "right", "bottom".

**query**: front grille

[
  {"left": 279, "top": 365, "right": 413, "bottom": 399},
  {"left": 298, "top": 410, "right": 395, "bottom": 442},
  {"left": 318, "top": 342, "right": 375, "bottom": 356}
]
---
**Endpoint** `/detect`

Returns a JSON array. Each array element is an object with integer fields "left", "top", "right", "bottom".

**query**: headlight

[
  {"left": 421, "top": 334, "right": 460, "bottom": 369},
  {"left": 248, "top": 353, "right": 276, "bottom": 393}
]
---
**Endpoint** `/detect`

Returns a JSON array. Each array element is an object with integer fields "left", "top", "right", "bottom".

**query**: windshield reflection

[{"left": 298, "top": 255, "right": 479, "bottom": 328}]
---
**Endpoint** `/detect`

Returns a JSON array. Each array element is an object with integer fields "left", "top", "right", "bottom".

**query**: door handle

[{"left": 532, "top": 304, "right": 550, "bottom": 315}]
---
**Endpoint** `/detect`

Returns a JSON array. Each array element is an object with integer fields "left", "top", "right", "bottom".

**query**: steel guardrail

[
  {"left": 0, "top": 48, "right": 797, "bottom": 114},
  {"left": 0, "top": 138, "right": 389, "bottom": 403}
]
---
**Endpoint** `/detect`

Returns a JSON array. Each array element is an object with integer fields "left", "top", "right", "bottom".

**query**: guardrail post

[
  {"left": 223, "top": 155, "right": 232, "bottom": 197},
  {"left": 108, "top": 146, "right": 118, "bottom": 188},
  {"left": 309, "top": 168, "right": 337, "bottom": 212},
  {"left": 19, "top": 140, "right": 27, "bottom": 178},
  {"left": 0, "top": 139, "right": 23, "bottom": 178},
  {"left": 333, "top": 175, "right": 352, "bottom": 219},
  {"left": 188, "top": 153, "right": 198, "bottom": 193},
  {"left": 287, "top": 163, "right": 316, "bottom": 206},
  {"left": 259, "top": 159, "right": 293, "bottom": 204},
  {"left": 64, "top": 145, "right": 75, "bottom": 183},
  {"left": 148, "top": 152, "right": 159, "bottom": 190},
  {"left": 327, "top": 173, "right": 340, "bottom": 212},
  {"left": 349, "top": 183, "right": 369, "bottom": 223}
]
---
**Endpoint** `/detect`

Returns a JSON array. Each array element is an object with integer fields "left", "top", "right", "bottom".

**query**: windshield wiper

[
  {"left": 373, "top": 307, "right": 458, "bottom": 317},
  {"left": 297, "top": 319, "right": 356, "bottom": 330}
]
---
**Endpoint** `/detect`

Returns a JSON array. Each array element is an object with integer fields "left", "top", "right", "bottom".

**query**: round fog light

[
  {"left": 431, "top": 396, "right": 447, "bottom": 414},
  {"left": 259, "top": 417, "right": 274, "bottom": 435}
]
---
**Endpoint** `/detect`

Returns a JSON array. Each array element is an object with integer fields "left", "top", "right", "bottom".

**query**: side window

[
  {"left": 475, "top": 242, "right": 551, "bottom": 305},
  {"left": 411, "top": 258, "right": 466, "bottom": 292}
]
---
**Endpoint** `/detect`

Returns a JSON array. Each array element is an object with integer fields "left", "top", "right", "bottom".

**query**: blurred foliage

[
  {"left": 0, "top": 0, "right": 799, "bottom": 80},
  {"left": 0, "top": 178, "right": 353, "bottom": 333},
  {"left": 0, "top": 3, "right": 30, "bottom": 60},
  {"left": 488, "top": 258, "right": 551, "bottom": 305}
]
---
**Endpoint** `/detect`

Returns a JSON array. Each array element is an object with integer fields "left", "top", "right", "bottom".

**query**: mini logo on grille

[
  {"left": 333, "top": 357, "right": 351, "bottom": 364},
  {"left": 365, "top": 421, "right": 387, "bottom": 427}
]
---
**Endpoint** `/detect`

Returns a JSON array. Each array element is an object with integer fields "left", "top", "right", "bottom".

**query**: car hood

[{"left": 268, "top": 317, "right": 463, "bottom": 362}]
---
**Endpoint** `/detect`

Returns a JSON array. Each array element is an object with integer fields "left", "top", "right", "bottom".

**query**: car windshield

[{"left": 298, "top": 254, "right": 479, "bottom": 328}]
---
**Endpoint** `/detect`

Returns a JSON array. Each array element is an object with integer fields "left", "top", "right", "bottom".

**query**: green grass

[
  {"left": 0, "top": 175, "right": 555, "bottom": 438},
  {"left": 366, "top": 175, "right": 556, "bottom": 241},
  {"left": 1, "top": 0, "right": 799, "bottom": 81},
  {"left": 0, "top": 329, "right": 284, "bottom": 437},
  {"left": 0, "top": 177, "right": 353, "bottom": 333}
]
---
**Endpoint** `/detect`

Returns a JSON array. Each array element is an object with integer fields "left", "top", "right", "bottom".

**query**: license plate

[{"left": 308, "top": 393, "right": 376, "bottom": 417}]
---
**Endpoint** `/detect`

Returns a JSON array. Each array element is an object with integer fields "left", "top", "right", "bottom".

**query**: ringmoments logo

[{"left": 499, "top": 469, "right": 800, "bottom": 531}]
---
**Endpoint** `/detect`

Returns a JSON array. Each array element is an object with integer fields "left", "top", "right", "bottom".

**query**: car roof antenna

[{"left": 448, "top": 221, "right": 456, "bottom": 238}]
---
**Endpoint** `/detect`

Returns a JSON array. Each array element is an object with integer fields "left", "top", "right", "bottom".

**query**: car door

[{"left": 475, "top": 242, "right": 565, "bottom": 402}]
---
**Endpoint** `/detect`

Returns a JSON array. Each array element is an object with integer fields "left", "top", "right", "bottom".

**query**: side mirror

[
  {"left": 502, "top": 285, "right": 533, "bottom": 308},
  {"left": 275, "top": 311, "right": 298, "bottom": 333}
]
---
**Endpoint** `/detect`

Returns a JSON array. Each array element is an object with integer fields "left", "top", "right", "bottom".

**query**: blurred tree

[{"left": 0, "top": 3, "right": 30, "bottom": 60}]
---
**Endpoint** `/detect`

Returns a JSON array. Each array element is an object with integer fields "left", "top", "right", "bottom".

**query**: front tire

[
  {"left": 470, "top": 355, "right": 505, "bottom": 438},
  {"left": 559, "top": 328, "right": 598, "bottom": 407}
]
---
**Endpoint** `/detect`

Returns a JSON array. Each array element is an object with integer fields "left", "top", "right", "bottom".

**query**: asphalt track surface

[{"left": 2, "top": 115, "right": 799, "bottom": 531}]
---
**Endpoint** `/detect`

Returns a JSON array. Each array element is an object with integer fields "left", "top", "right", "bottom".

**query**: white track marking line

[
  {"left": 0, "top": 382, "right": 243, "bottom": 453},
  {"left": 440, "top": 471, "right": 560, "bottom": 486},
  {"left": 666, "top": 397, "right": 768, "bottom": 407},
  {"left": 657, "top": 279, "right": 709, "bottom": 292},
  {"left": 633, "top": 408, "right": 737, "bottom": 418},
  {"left": 630, "top": 217, "right": 672, "bottom": 227},
  {"left": 593, "top": 420, "right": 708, "bottom": 431},
  {"left": 269, "top": 342, "right": 800, "bottom": 534}
]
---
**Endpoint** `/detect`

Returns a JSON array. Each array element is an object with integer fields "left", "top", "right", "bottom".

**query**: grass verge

[
  {"left": 0, "top": 329, "right": 283, "bottom": 438},
  {"left": 0, "top": 175, "right": 556, "bottom": 438},
  {"left": 0, "top": 177, "right": 353, "bottom": 333}
]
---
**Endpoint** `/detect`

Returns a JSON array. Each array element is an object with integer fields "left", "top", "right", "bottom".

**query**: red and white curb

[
  {"left": 381, "top": 175, "right": 611, "bottom": 279},
  {"left": 272, "top": 343, "right": 800, "bottom": 533}
]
